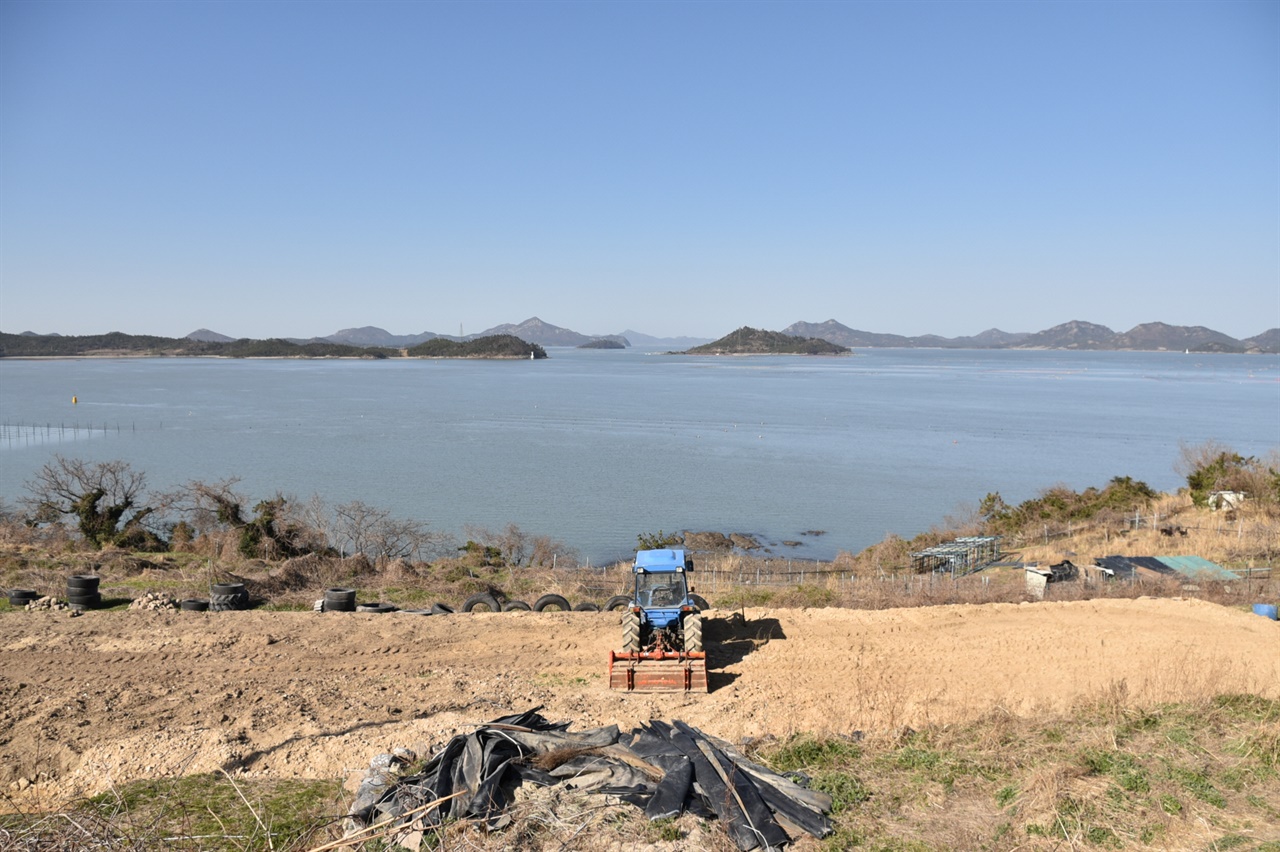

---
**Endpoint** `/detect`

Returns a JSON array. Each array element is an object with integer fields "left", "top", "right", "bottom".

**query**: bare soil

[{"left": 2, "top": 598, "right": 1277, "bottom": 810}]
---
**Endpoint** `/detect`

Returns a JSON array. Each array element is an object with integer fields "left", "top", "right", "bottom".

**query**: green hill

[
  {"left": 406, "top": 334, "right": 547, "bottom": 359},
  {"left": 684, "top": 327, "right": 849, "bottom": 355}
]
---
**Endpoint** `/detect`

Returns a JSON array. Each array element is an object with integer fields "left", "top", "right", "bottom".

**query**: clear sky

[{"left": 1, "top": 0, "right": 1276, "bottom": 341}]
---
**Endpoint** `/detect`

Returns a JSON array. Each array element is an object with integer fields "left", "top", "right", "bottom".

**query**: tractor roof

[{"left": 634, "top": 548, "right": 689, "bottom": 572}]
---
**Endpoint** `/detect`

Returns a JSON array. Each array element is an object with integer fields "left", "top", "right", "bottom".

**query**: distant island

[
  {"left": 406, "top": 335, "right": 546, "bottom": 359},
  {"left": 3, "top": 317, "right": 1277, "bottom": 357},
  {"left": 683, "top": 327, "right": 850, "bottom": 355},
  {"left": 0, "top": 332, "right": 545, "bottom": 360}
]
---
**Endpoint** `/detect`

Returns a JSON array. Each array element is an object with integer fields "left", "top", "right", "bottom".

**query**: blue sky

[{"left": 1, "top": 0, "right": 1276, "bottom": 340}]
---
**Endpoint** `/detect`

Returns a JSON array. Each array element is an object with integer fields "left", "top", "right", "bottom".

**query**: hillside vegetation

[
  {"left": 405, "top": 334, "right": 547, "bottom": 359},
  {"left": 0, "top": 331, "right": 538, "bottom": 360},
  {"left": 685, "top": 326, "right": 849, "bottom": 355}
]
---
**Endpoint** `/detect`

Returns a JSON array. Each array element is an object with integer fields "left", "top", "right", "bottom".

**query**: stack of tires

[
  {"left": 66, "top": 575, "right": 101, "bottom": 610},
  {"left": 209, "top": 582, "right": 250, "bottom": 612},
  {"left": 323, "top": 588, "right": 357, "bottom": 612},
  {"left": 8, "top": 589, "right": 40, "bottom": 608}
]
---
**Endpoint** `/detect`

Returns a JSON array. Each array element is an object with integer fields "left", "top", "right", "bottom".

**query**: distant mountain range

[
  {"left": 183, "top": 318, "right": 1278, "bottom": 354},
  {"left": 13, "top": 318, "right": 1276, "bottom": 355},
  {"left": 780, "top": 319, "right": 1278, "bottom": 354},
  {"left": 183, "top": 318, "right": 702, "bottom": 350}
]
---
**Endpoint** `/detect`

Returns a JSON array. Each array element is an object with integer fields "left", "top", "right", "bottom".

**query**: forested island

[
  {"left": 682, "top": 327, "right": 850, "bottom": 355},
  {"left": 0, "top": 332, "right": 545, "bottom": 360}
]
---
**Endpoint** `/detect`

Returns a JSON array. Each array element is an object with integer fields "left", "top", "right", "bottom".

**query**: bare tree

[
  {"left": 528, "top": 534, "right": 577, "bottom": 568},
  {"left": 23, "top": 456, "right": 164, "bottom": 549},
  {"left": 335, "top": 499, "right": 445, "bottom": 562},
  {"left": 333, "top": 500, "right": 385, "bottom": 558},
  {"left": 174, "top": 478, "right": 249, "bottom": 534}
]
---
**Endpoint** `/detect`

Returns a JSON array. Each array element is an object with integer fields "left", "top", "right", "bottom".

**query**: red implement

[{"left": 608, "top": 649, "right": 708, "bottom": 692}]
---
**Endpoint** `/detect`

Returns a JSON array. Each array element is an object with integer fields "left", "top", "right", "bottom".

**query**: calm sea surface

[{"left": 1, "top": 349, "right": 1277, "bottom": 564}]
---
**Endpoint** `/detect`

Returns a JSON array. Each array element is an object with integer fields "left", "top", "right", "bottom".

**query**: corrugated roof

[
  {"left": 1154, "top": 555, "right": 1240, "bottom": 581},
  {"left": 1093, "top": 554, "right": 1240, "bottom": 581},
  {"left": 1095, "top": 556, "right": 1137, "bottom": 578},
  {"left": 1128, "top": 556, "right": 1179, "bottom": 575}
]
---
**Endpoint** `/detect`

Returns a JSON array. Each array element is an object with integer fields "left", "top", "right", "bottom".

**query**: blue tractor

[{"left": 608, "top": 548, "right": 708, "bottom": 692}]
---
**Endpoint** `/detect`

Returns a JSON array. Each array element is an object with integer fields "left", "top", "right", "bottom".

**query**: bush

[{"left": 1180, "top": 442, "right": 1280, "bottom": 507}]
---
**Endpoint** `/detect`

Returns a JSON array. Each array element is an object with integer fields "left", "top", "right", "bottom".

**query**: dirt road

[{"left": 2, "top": 597, "right": 1276, "bottom": 806}]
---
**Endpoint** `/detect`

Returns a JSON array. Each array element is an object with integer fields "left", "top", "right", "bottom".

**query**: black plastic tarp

[{"left": 347, "top": 707, "right": 833, "bottom": 850}]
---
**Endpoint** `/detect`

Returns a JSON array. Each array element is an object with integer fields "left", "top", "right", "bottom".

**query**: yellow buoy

[{"left": 72, "top": 396, "right": 78, "bottom": 404}]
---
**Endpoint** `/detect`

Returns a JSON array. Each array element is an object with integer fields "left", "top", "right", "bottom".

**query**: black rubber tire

[
  {"left": 462, "top": 592, "right": 502, "bottom": 613},
  {"left": 212, "top": 583, "right": 246, "bottom": 596},
  {"left": 67, "top": 575, "right": 100, "bottom": 591},
  {"left": 533, "top": 593, "right": 571, "bottom": 612},
  {"left": 67, "top": 593, "right": 101, "bottom": 605},
  {"left": 604, "top": 595, "right": 632, "bottom": 612},
  {"left": 180, "top": 599, "right": 209, "bottom": 611},
  {"left": 502, "top": 599, "right": 531, "bottom": 611},
  {"left": 689, "top": 594, "right": 711, "bottom": 611},
  {"left": 209, "top": 592, "right": 248, "bottom": 612},
  {"left": 430, "top": 602, "right": 455, "bottom": 615},
  {"left": 356, "top": 603, "right": 398, "bottom": 613},
  {"left": 8, "top": 589, "right": 39, "bottom": 607},
  {"left": 572, "top": 601, "right": 600, "bottom": 612},
  {"left": 621, "top": 610, "right": 641, "bottom": 653},
  {"left": 684, "top": 611, "right": 703, "bottom": 653},
  {"left": 323, "top": 588, "right": 357, "bottom": 612},
  {"left": 399, "top": 608, "right": 434, "bottom": 615}
]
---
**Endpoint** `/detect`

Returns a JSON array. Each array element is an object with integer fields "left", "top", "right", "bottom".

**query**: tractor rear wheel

[
  {"left": 621, "top": 610, "right": 641, "bottom": 653},
  {"left": 684, "top": 612, "right": 703, "bottom": 653}
]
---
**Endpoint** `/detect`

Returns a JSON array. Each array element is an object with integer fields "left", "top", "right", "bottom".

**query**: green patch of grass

[
  {"left": 1213, "top": 694, "right": 1280, "bottom": 720},
  {"left": 81, "top": 772, "right": 343, "bottom": 850},
  {"left": 1160, "top": 794, "right": 1184, "bottom": 815},
  {"left": 882, "top": 743, "right": 1000, "bottom": 790},
  {"left": 1115, "top": 710, "right": 1162, "bottom": 743},
  {"left": 1085, "top": 826, "right": 1121, "bottom": 847},
  {"left": 995, "top": 784, "right": 1018, "bottom": 807},
  {"left": 1246, "top": 793, "right": 1280, "bottom": 820},
  {"left": 1168, "top": 767, "right": 1227, "bottom": 809},
  {"left": 645, "top": 817, "right": 682, "bottom": 842},
  {"left": 766, "top": 734, "right": 863, "bottom": 772},
  {"left": 814, "top": 770, "right": 873, "bottom": 813},
  {"left": 1080, "top": 749, "right": 1150, "bottom": 792}
]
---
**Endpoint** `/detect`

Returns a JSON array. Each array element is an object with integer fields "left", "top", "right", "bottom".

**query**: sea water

[{"left": 1, "top": 348, "right": 1276, "bottom": 563}]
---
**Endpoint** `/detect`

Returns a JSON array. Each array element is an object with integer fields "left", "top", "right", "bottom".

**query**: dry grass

[{"left": 1, "top": 494, "right": 1276, "bottom": 617}]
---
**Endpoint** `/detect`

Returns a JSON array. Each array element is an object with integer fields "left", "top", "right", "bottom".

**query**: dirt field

[{"left": 2, "top": 597, "right": 1277, "bottom": 809}]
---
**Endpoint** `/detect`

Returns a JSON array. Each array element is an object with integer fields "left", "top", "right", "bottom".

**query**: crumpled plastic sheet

[{"left": 347, "top": 707, "right": 833, "bottom": 851}]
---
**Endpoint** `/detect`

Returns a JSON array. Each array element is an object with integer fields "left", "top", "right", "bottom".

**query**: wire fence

[{"left": 0, "top": 420, "right": 140, "bottom": 449}]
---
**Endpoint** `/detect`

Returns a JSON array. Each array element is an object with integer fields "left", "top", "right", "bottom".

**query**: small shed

[{"left": 1208, "top": 491, "right": 1246, "bottom": 511}]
